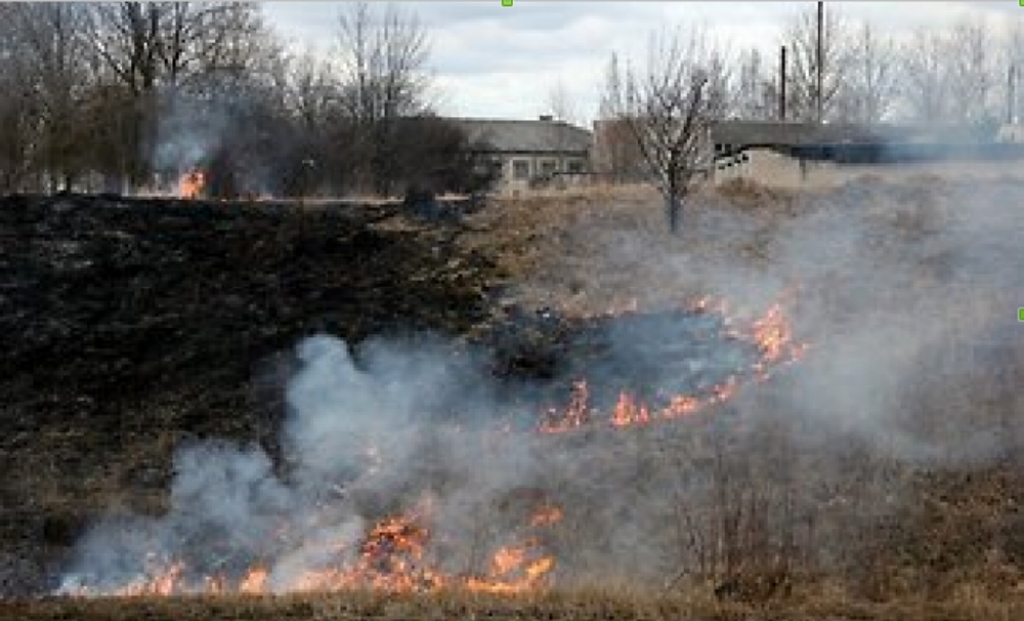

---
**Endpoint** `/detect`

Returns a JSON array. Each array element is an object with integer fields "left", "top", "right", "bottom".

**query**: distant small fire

[{"left": 179, "top": 170, "right": 205, "bottom": 199}]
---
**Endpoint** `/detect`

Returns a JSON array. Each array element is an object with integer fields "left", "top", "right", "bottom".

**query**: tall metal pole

[
  {"left": 816, "top": 1, "right": 824, "bottom": 124},
  {"left": 780, "top": 45, "right": 787, "bottom": 121},
  {"left": 1008, "top": 64, "right": 1017, "bottom": 125}
]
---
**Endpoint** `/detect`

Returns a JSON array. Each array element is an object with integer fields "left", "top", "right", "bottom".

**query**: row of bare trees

[
  {"left": 733, "top": 8, "right": 1015, "bottom": 126},
  {"left": 0, "top": 2, "right": 490, "bottom": 197},
  {"left": 598, "top": 7, "right": 1024, "bottom": 232}
]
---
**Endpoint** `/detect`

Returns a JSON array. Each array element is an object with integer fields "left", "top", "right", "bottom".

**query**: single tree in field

[{"left": 614, "top": 25, "right": 729, "bottom": 234}]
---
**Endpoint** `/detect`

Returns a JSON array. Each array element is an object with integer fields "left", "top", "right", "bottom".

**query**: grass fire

[
  {"left": 2, "top": 2, "right": 1024, "bottom": 620},
  {"left": 5, "top": 172, "right": 1023, "bottom": 621}
]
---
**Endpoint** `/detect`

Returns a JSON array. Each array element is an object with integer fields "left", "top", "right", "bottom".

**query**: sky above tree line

[{"left": 263, "top": 1, "right": 1019, "bottom": 127}]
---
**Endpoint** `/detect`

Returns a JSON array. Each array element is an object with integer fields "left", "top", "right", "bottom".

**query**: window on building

[
  {"left": 566, "top": 160, "right": 584, "bottom": 173},
  {"left": 512, "top": 159, "right": 530, "bottom": 180},
  {"left": 539, "top": 159, "right": 557, "bottom": 177}
]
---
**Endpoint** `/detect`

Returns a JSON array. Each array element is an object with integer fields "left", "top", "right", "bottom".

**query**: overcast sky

[{"left": 263, "top": 1, "right": 1021, "bottom": 126}]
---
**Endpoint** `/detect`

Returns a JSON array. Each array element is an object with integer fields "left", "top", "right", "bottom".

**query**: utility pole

[
  {"left": 816, "top": 1, "right": 824, "bottom": 124},
  {"left": 780, "top": 45, "right": 787, "bottom": 121},
  {"left": 1008, "top": 64, "right": 1017, "bottom": 125}
]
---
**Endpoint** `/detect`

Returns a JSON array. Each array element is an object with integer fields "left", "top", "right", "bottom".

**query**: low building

[{"left": 452, "top": 116, "right": 592, "bottom": 195}]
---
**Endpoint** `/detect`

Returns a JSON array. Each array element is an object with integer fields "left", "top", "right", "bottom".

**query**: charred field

[{"left": 2, "top": 176, "right": 1024, "bottom": 620}]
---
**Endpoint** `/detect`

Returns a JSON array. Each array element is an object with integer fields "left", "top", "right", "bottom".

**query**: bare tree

[
  {"left": 599, "top": 52, "right": 624, "bottom": 120},
  {"left": 944, "top": 19, "right": 995, "bottom": 125},
  {"left": 733, "top": 48, "right": 776, "bottom": 121},
  {"left": 87, "top": 2, "right": 265, "bottom": 94},
  {"left": 546, "top": 77, "right": 580, "bottom": 125},
  {"left": 337, "top": 2, "right": 431, "bottom": 195},
  {"left": 845, "top": 22, "right": 897, "bottom": 124},
  {"left": 784, "top": 5, "right": 850, "bottom": 123},
  {"left": 84, "top": 2, "right": 272, "bottom": 186},
  {"left": 7, "top": 4, "right": 93, "bottom": 191},
  {"left": 0, "top": 4, "right": 42, "bottom": 191},
  {"left": 1002, "top": 21, "right": 1024, "bottom": 124},
  {"left": 595, "top": 52, "right": 646, "bottom": 183},
  {"left": 616, "top": 26, "right": 729, "bottom": 233},
  {"left": 283, "top": 49, "right": 340, "bottom": 132},
  {"left": 898, "top": 28, "right": 949, "bottom": 123}
]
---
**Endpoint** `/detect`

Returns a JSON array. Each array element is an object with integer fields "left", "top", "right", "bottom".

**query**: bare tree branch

[{"left": 614, "top": 25, "right": 729, "bottom": 233}]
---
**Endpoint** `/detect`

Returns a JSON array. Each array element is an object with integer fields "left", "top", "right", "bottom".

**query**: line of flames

[
  {"left": 70, "top": 501, "right": 563, "bottom": 598},
  {"left": 539, "top": 294, "right": 807, "bottom": 433},
  {"left": 68, "top": 296, "right": 804, "bottom": 599}
]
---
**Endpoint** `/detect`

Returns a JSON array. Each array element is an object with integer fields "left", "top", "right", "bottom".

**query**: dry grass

[
  {"left": 4, "top": 587, "right": 1024, "bottom": 621},
  {"left": 457, "top": 179, "right": 806, "bottom": 317},
  {"left": 7, "top": 177, "right": 1022, "bottom": 618}
]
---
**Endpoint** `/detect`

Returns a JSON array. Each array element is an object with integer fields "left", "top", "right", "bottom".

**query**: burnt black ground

[
  {"left": 0, "top": 194, "right": 500, "bottom": 595},
  {"left": 0, "top": 194, "right": 769, "bottom": 596}
]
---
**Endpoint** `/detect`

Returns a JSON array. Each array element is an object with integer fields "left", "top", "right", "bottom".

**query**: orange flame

[
  {"left": 70, "top": 295, "right": 806, "bottom": 599},
  {"left": 529, "top": 504, "right": 564, "bottom": 528},
  {"left": 81, "top": 498, "right": 563, "bottom": 598},
  {"left": 179, "top": 170, "right": 205, "bottom": 199},
  {"left": 239, "top": 566, "right": 269, "bottom": 594},
  {"left": 539, "top": 296, "right": 806, "bottom": 433}
]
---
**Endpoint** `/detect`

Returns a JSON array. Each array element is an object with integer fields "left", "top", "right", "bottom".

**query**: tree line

[
  {"left": 730, "top": 7, "right": 1017, "bottom": 127},
  {"left": 598, "top": 5, "right": 1024, "bottom": 232},
  {"left": 0, "top": 2, "right": 494, "bottom": 197}
]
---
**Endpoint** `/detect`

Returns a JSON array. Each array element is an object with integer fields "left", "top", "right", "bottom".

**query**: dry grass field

[
  {"left": 5, "top": 587, "right": 1024, "bottom": 621},
  {"left": 2, "top": 172, "right": 1023, "bottom": 619}
]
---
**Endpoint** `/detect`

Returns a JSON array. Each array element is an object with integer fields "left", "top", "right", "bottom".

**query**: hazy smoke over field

[
  {"left": 58, "top": 173, "right": 1024, "bottom": 595},
  {"left": 59, "top": 335, "right": 543, "bottom": 593},
  {"left": 153, "top": 94, "right": 230, "bottom": 178}
]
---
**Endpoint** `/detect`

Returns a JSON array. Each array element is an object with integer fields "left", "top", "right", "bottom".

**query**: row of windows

[{"left": 510, "top": 158, "right": 585, "bottom": 180}]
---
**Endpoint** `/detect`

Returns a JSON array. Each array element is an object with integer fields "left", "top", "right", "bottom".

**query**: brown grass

[
  {"left": 6, "top": 178, "right": 1023, "bottom": 618},
  {"left": 4, "top": 587, "right": 1024, "bottom": 621}
]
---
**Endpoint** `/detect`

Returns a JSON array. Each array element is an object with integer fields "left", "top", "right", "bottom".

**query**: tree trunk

[{"left": 665, "top": 192, "right": 683, "bottom": 234}]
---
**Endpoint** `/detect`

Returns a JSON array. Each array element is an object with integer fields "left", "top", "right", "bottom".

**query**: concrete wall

[{"left": 710, "top": 148, "right": 1024, "bottom": 190}]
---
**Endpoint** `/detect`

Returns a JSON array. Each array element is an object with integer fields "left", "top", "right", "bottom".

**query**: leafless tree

[
  {"left": 733, "top": 48, "right": 776, "bottom": 121},
  {"left": 784, "top": 5, "right": 850, "bottom": 123},
  {"left": 0, "top": 4, "right": 42, "bottom": 191},
  {"left": 598, "top": 52, "right": 627, "bottom": 121},
  {"left": 845, "top": 22, "right": 897, "bottom": 124},
  {"left": 84, "top": 2, "right": 272, "bottom": 186},
  {"left": 943, "top": 19, "right": 995, "bottom": 125},
  {"left": 546, "top": 78, "right": 580, "bottom": 126},
  {"left": 5, "top": 4, "right": 93, "bottom": 191},
  {"left": 337, "top": 2, "right": 432, "bottom": 195},
  {"left": 595, "top": 52, "right": 645, "bottom": 183},
  {"left": 1001, "top": 21, "right": 1024, "bottom": 124},
  {"left": 86, "top": 2, "right": 265, "bottom": 94},
  {"left": 898, "top": 28, "right": 949, "bottom": 124},
  {"left": 282, "top": 49, "right": 341, "bottom": 132},
  {"left": 616, "top": 26, "right": 729, "bottom": 233}
]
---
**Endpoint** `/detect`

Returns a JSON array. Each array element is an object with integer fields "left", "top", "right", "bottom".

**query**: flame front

[
  {"left": 540, "top": 295, "right": 806, "bottom": 433},
  {"left": 76, "top": 502, "right": 561, "bottom": 597},
  {"left": 65, "top": 295, "right": 804, "bottom": 600}
]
